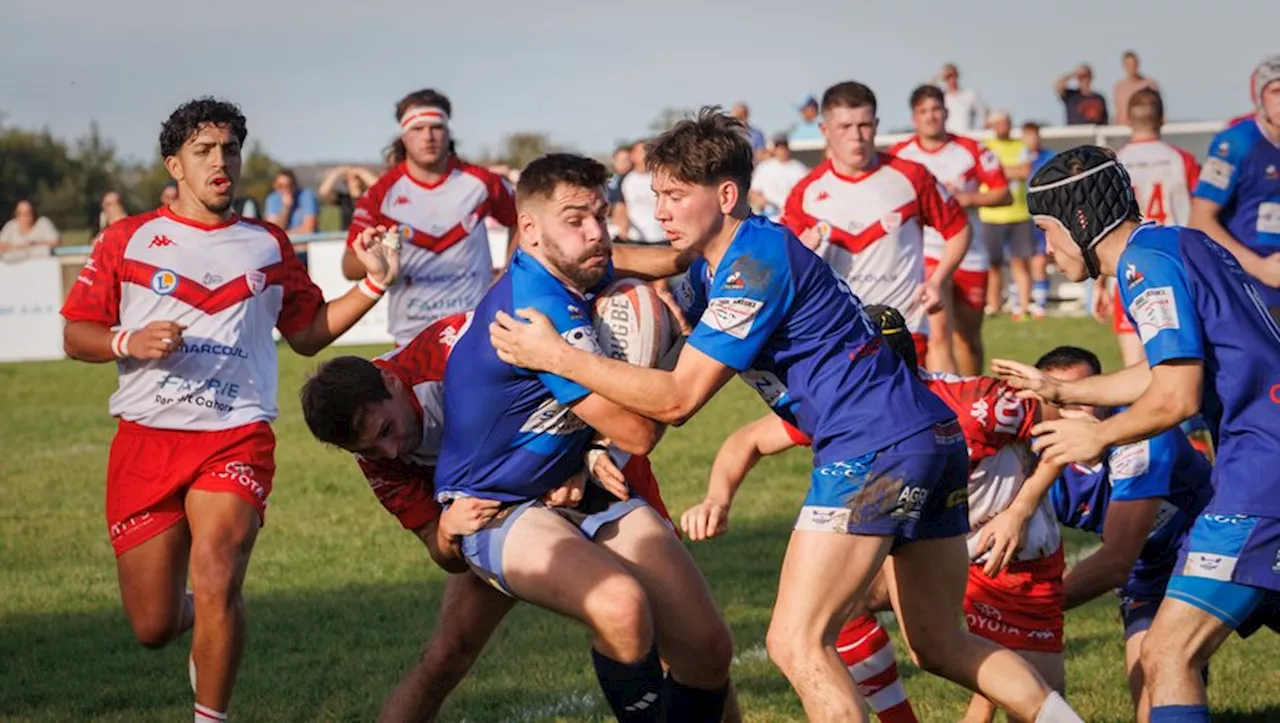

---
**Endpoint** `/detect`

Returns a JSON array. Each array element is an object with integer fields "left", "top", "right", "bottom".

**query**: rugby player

[
  {"left": 489, "top": 109, "right": 1081, "bottom": 723},
  {"left": 980, "top": 345, "right": 1212, "bottom": 722},
  {"left": 995, "top": 145, "right": 1280, "bottom": 723},
  {"left": 342, "top": 89, "right": 519, "bottom": 345},
  {"left": 782, "top": 81, "right": 973, "bottom": 374},
  {"left": 298, "top": 312, "right": 691, "bottom": 722},
  {"left": 1189, "top": 55, "right": 1280, "bottom": 321},
  {"left": 60, "top": 98, "right": 400, "bottom": 723},
  {"left": 890, "top": 85, "right": 1011, "bottom": 375},
  {"left": 435, "top": 153, "right": 734, "bottom": 722}
]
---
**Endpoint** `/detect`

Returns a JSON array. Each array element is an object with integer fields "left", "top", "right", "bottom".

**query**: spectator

[
  {"left": 318, "top": 165, "right": 378, "bottom": 231},
  {"left": 978, "top": 111, "right": 1037, "bottom": 319},
  {"left": 0, "top": 199, "right": 60, "bottom": 263},
  {"left": 789, "top": 94, "right": 823, "bottom": 144},
  {"left": 265, "top": 169, "right": 319, "bottom": 236},
  {"left": 613, "top": 139, "right": 666, "bottom": 243},
  {"left": 749, "top": 135, "right": 809, "bottom": 220},
  {"left": 932, "top": 62, "right": 988, "bottom": 133},
  {"left": 98, "top": 191, "right": 128, "bottom": 231},
  {"left": 1018, "top": 121, "right": 1056, "bottom": 317},
  {"left": 160, "top": 180, "right": 179, "bottom": 207},
  {"left": 606, "top": 144, "right": 633, "bottom": 207},
  {"left": 1054, "top": 63, "right": 1109, "bottom": 125},
  {"left": 234, "top": 195, "right": 260, "bottom": 220},
  {"left": 730, "top": 102, "right": 767, "bottom": 159},
  {"left": 1113, "top": 50, "right": 1160, "bottom": 126}
]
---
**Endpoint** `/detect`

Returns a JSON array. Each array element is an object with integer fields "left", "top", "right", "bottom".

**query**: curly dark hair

[
  {"left": 299, "top": 356, "right": 391, "bottom": 447},
  {"left": 159, "top": 97, "right": 247, "bottom": 158}
]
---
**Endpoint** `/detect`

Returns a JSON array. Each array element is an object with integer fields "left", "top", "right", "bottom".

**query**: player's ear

[
  {"left": 380, "top": 367, "right": 404, "bottom": 394},
  {"left": 718, "top": 179, "right": 740, "bottom": 215},
  {"left": 164, "top": 155, "right": 183, "bottom": 184},
  {"left": 517, "top": 210, "right": 539, "bottom": 248}
]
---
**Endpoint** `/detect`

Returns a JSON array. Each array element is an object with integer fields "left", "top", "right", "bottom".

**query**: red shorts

[
  {"left": 623, "top": 455, "right": 679, "bottom": 538},
  {"left": 106, "top": 420, "right": 276, "bottom": 556},
  {"left": 926, "top": 257, "right": 989, "bottom": 311},
  {"left": 1112, "top": 285, "right": 1135, "bottom": 335},
  {"left": 911, "top": 333, "right": 928, "bottom": 363},
  {"left": 964, "top": 545, "right": 1066, "bottom": 653}
]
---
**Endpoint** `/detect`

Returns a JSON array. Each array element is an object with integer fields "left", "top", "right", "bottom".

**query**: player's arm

[
  {"left": 341, "top": 195, "right": 383, "bottom": 280},
  {"left": 974, "top": 457, "right": 1067, "bottom": 576},
  {"left": 919, "top": 171, "right": 972, "bottom": 286},
  {"left": 1063, "top": 498, "right": 1161, "bottom": 609},
  {"left": 1090, "top": 361, "right": 1201, "bottom": 447},
  {"left": 569, "top": 395, "right": 666, "bottom": 456},
  {"left": 683, "top": 413, "right": 803, "bottom": 541},
  {"left": 610, "top": 244, "right": 693, "bottom": 281},
  {"left": 282, "top": 226, "right": 400, "bottom": 357},
  {"left": 1188, "top": 134, "right": 1275, "bottom": 284},
  {"left": 1189, "top": 197, "right": 1270, "bottom": 282},
  {"left": 781, "top": 180, "right": 822, "bottom": 250},
  {"left": 992, "top": 357, "right": 1152, "bottom": 408}
]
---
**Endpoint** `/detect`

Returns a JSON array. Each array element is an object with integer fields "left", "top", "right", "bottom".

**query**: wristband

[
  {"left": 111, "top": 329, "right": 134, "bottom": 359},
  {"left": 358, "top": 276, "right": 386, "bottom": 300}
]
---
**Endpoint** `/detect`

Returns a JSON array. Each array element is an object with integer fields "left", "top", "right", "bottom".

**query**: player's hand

[
  {"left": 917, "top": 279, "right": 944, "bottom": 315},
  {"left": 351, "top": 225, "right": 402, "bottom": 288},
  {"left": 1256, "top": 252, "right": 1280, "bottom": 288},
  {"left": 1031, "top": 409, "right": 1106, "bottom": 466},
  {"left": 490, "top": 308, "right": 566, "bottom": 372},
  {"left": 439, "top": 497, "right": 502, "bottom": 539},
  {"left": 798, "top": 224, "right": 824, "bottom": 251},
  {"left": 990, "top": 358, "right": 1064, "bottom": 406},
  {"left": 1091, "top": 278, "right": 1112, "bottom": 324},
  {"left": 544, "top": 470, "right": 587, "bottom": 507},
  {"left": 127, "top": 320, "right": 187, "bottom": 360},
  {"left": 973, "top": 508, "right": 1030, "bottom": 577},
  {"left": 588, "top": 446, "right": 630, "bottom": 501},
  {"left": 681, "top": 499, "right": 731, "bottom": 541},
  {"left": 651, "top": 279, "right": 692, "bottom": 336}
]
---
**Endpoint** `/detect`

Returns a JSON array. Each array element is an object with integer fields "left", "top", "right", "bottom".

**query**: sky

[{"left": 2, "top": 0, "right": 1274, "bottom": 166}]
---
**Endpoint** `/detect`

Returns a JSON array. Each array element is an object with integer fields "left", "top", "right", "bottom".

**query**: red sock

[{"left": 836, "top": 614, "right": 918, "bottom": 723}]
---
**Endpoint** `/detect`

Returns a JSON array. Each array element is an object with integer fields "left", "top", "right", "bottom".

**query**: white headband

[{"left": 399, "top": 106, "right": 449, "bottom": 133}]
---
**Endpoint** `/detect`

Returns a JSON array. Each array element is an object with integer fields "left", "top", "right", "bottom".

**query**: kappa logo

[
  {"left": 393, "top": 194, "right": 411, "bottom": 206},
  {"left": 816, "top": 191, "right": 831, "bottom": 202},
  {"left": 149, "top": 234, "right": 176, "bottom": 248},
  {"left": 150, "top": 268, "right": 179, "bottom": 295},
  {"left": 1124, "top": 263, "right": 1145, "bottom": 289},
  {"left": 245, "top": 270, "right": 266, "bottom": 296}
]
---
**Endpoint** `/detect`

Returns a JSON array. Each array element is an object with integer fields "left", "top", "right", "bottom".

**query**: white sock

[
  {"left": 194, "top": 702, "right": 226, "bottom": 722},
  {"left": 189, "top": 655, "right": 198, "bottom": 694},
  {"left": 1034, "top": 691, "right": 1083, "bottom": 723}
]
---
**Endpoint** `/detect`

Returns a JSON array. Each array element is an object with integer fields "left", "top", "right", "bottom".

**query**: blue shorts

[
  {"left": 1119, "top": 595, "right": 1162, "bottom": 639},
  {"left": 1167, "top": 513, "right": 1280, "bottom": 637},
  {"left": 797, "top": 421, "right": 970, "bottom": 547},
  {"left": 459, "top": 485, "right": 649, "bottom": 599}
]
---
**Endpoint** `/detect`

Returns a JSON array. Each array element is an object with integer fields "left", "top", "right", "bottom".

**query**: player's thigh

[
  {"left": 185, "top": 489, "right": 262, "bottom": 596},
  {"left": 116, "top": 520, "right": 193, "bottom": 643},
  {"left": 497, "top": 505, "right": 642, "bottom": 625},
  {"left": 952, "top": 292, "right": 986, "bottom": 338},
  {"left": 983, "top": 223, "right": 1008, "bottom": 267},
  {"left": 597, "top": 505, "right": 732, "bottom": 678},
  {"left": 1018, "top": 650, "right": 1064, "bottom": 693},
  {"left": 884, "top": 535, "right": 970, "bottom": 652},
  {"left": 1142, "top": 595, "right": 1236, "bottom": 669}
]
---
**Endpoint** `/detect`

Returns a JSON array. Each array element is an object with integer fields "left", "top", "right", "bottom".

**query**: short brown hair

[
  {"left": 1021, "top": 121, "right": 1043, "bottom": 133},
  {"left": 644, "top": 107, "right": 753, "bottom": 194},
  {"left": 299, "top": 357, "right": 390, "bottom": 447},
  {"left": 909, "top": 84, "right": 945, "bottom": 110},
  {"left": 1127, "top": 88, "right": 1164, "bottom": 129},
  {"left": 822, "top": 81, "right": 877, "bottom": 115},
  {"left": 516, "top": 153, "right": 609, "bottom": 205}
]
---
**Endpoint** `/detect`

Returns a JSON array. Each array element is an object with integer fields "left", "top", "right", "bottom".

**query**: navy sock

[
  {"left": 591, "top": 646, "right": 666, "bottom": 722},
  {"left": 1150, "top": 704, "right": 1210, "bottom": 722},
  {"left": 666, "top": 676, "right": 728, "bottom": 723}
]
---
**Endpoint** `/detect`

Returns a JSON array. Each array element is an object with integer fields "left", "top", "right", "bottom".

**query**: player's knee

[
  {"left": 671, "top": 616, "right": 734, "bottom": 686},
  {"left": 907, "top": 627, "right": 964, "bottom": 677},
  {"left": 765, "top": 618, "right": 821, "bottom": 676},
  {"left": 1140, "top": 628, "right": 1200, "bottom": 679},
  {"left": 189, "top": 538, "right": 249, "bottom": 609},
  {"left": 585, "top": 576, "right": 653, "bottom": 659},
  {"left": 129, "top": 613, "right": 183, "bottom": 649}
]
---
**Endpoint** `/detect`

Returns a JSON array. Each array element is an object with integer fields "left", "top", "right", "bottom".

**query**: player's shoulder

[
  {"left": 1121, "top": 224, "right": 1186, "bottom": 261},
  {"left": 886, "top": 137, "right": 916, "bottom": 156},
  {"left": 1207, "top": 121, "right": 1259, "bottom": 162},
  {"left": 380, "top": 312, "right": 475, "bottom": 383},
  {"left": 99, "top": 209, "right": 164, "bottom": 251},
  {"left": 728, "top": 216, "right": 793, "bottom": 263},
  {"left": 238, "top": 216, "right": 293, "bottom": 249},
  {"left": 454, "top": 158, "right": 505, "bottom": 186},
  {"left": 949, "top": 134, "right": 986, "bottom": 157},
  {"left": 882, "top": 153, "right": 936, "bottom": 188}
]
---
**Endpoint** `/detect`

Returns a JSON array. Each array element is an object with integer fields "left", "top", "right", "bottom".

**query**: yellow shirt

[{"left": 978, "top": 138, "right": 1030, "bottom": 224}]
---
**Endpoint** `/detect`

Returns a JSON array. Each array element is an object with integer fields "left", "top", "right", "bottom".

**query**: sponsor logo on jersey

[
  {"left": 1200, "top": 157, "right": 1234, "bottom": 190},
  {"left": 567, "top": 304, "right": 584, "bottom": 321},
  {"left": 202, "top": 272, "right": 224, "bottom": 286},
  {"left": 210, "top": 461, "right": 267, "bottom": 503},
  {"left": 972, "top": 601, "right": 1003, "bottom": 620},
  {"left": 1110, "top": 440, "right": 1151, "bottom": 478},
  {"left": 946, "top": 487, "right": 968, "bottom": 509},
  {"left": 889, "top": 485, "right": 927, "bottom": 520},
  {"left": 150, "top": 268, "right": 179, "bottom": 295},
  {"left": 1184, "top": 552, "right": 1238, "bottom": 582},
  {"left": 393, "top": 194, "right": 411, "bottom": 206},
  {"left": 702, "top": 297, "right": 763, "bottom": 340},
  {"left": 1270, "top": 384, "right": 1280, "bottom": 404},
  {"left": 1124, "top": 263, "right": 1145, "bottom": 289},
  {"left": 880, "top": 212, "right": 902, "bottom": 233},
  {"left": 178, "top": 343, "right": 250, "bottom": 359},
  {"left": 561, "top": 326, "right": 603, "bottom": 355},
  {"left": 815, "top": 191, "right": 831, "bottom": 203},
  {"left": 723, "top": 271, "right": 745, "bottom": 290},
  {"left": 1267, "top": 165, "right": 1278, "bottom": 180},
  {"left": 149, "top": 234, "right": 176, "bottom": 248},
  {"left": 1128, "top": 286, "right": 1180, "bottom": 343},
  {"left": 245, "top": 270, "right": 266, "bottom": 296},
  {"left": 795, "top": 505, "right": 852, "bottom": 533},
  {"left": 1216, "top": 141, "right": 1229, "bottom": 157}
]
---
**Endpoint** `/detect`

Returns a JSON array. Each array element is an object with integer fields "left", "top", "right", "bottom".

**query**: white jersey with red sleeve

[
  {"left": 921, "top": 372, "right": 1061, "bottom": 563},
  {"left": 1116, "top": 139, "right": 1201, "bottom": 227},
  {"left": 60, "top": 207, "right": 323, "bottom": 431},
  {"left": 888, "top": 135, "right": 1004, "bottom": 272},
  {"left": 347, "top": 159, "right": 516, "bottom": 346},
  {"left": 356, "top": 311, "right": 475, "bottom": 530},
  {"left": 781, "top": 154, "right": 967, "bottom": 337}
]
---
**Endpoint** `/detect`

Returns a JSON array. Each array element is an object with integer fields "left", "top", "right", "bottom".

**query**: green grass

[{"left": 2, "top": 317, "right": 1278, "bottom": 722}]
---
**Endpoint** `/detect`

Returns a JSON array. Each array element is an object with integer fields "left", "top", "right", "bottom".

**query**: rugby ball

[{"left": 592, "top": 279, "right": 677, "bottom": 368}]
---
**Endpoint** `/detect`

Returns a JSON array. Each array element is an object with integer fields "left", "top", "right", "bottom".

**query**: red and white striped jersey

[
  {"left": 920, "top": 371, "right": 1059, "bottom": 562},
  {"left": 60, "top": 207, "right": 323, "bottom": 431},
  {"left": 347, "top": 159, "right": 516, "bottom": 345},
  {"left": 1116, "top": 139, "right": 1200, "bottom": 227},
  {"left": 889, "top": 135, "right": 1007, "bottom": 272},
  {"left": 782, "top": 154, "right": 967, "bottom": 337},
  {"left": 357, "top": 312, "right": 475, "bottom": 530}
]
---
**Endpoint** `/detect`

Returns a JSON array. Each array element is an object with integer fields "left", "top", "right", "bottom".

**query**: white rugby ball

[{"left": 592, "top": 278, "right": 676, "bottom": 368}]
